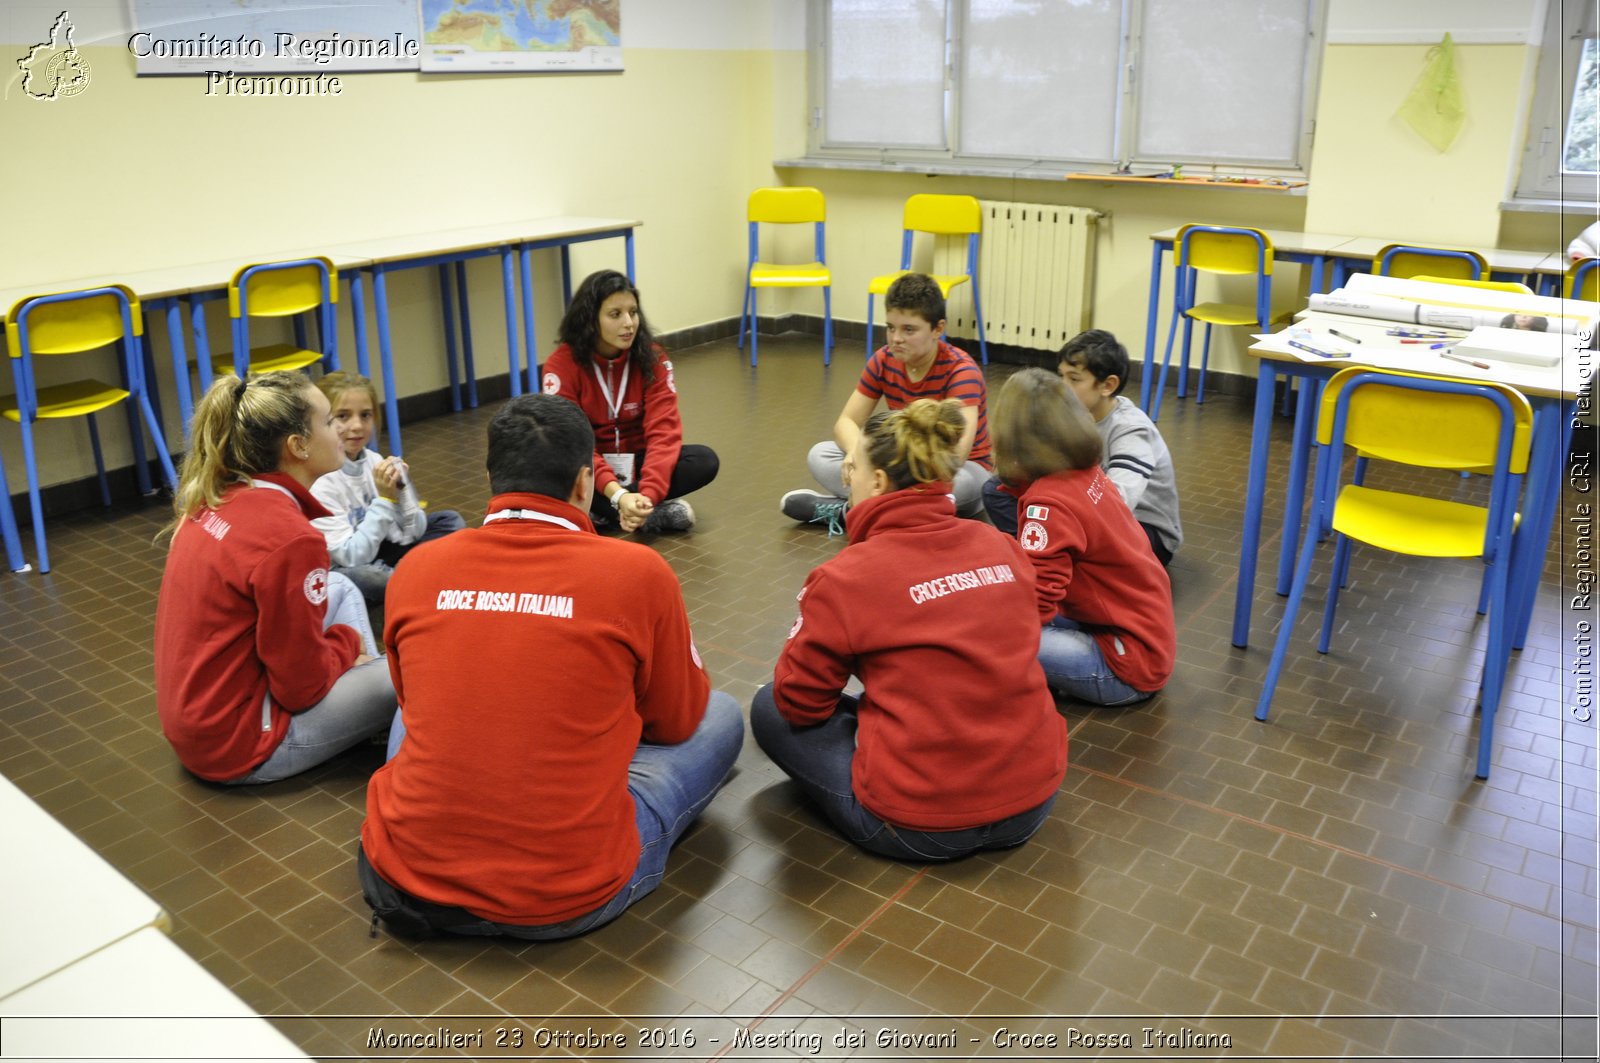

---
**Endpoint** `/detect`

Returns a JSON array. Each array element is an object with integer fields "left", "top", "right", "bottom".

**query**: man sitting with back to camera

[{"left": 358, "top": 393, "right": 743, "bottom": 939}]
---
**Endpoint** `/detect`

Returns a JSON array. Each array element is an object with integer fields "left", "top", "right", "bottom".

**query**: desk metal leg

[
  {"left": 516, "top": 246, "right": 535, "bottom": 395},
  {"left": 370, "top": 266, "right": 404, "bottom": 457},
  {"left": 190, "top": 296, "right": 215, "bottom": 395},
  {"left": 454, "top": 260, "right": 478, "bottom": 409},
  {"left": 160, "top": 298, "right": 196, "bottom": 436},
  {"left": 560, "top": 245, "right": 573, "bottom": 305},
  {"left": 347, "top": 272, "right": 371, "bottom": 379},
  {"left": 625, "top": 231, "right": 636, "bottom": 283},
  {"left": 1509, "top": 401, "right": 1575, "bottom": 649},
  {"left": 1234, "top": 362, "right": 1280, "bottom": 648},
  {"left": 1278, "top": 375, "right": 1319, "bottom": 594},
  {"left": 438, "top": 265, "right": 462, "bottom": 413},
  {"left": 1140, "top": 241, "right": 1165, "bottom": 413}
]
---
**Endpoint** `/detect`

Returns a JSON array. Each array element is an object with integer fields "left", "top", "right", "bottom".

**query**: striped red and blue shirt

[{"left": 858, "top": 341, "right": 991, "bottom": 468}]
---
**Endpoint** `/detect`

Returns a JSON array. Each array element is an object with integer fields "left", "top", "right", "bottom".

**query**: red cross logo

[
  {"left": 1020, "top": 521, "right": 1049, "bottom": 552},
  {"left": 303, "top": 567, "right": 329, "bottom": 605}
]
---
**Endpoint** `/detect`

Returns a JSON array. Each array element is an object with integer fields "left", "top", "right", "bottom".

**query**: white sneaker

[{"left": 643, "top": 498, "right": 695, "bottom": 534}]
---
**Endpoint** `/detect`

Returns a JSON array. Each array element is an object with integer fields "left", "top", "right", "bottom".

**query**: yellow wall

[
  {"left": 1302, "top": 44, "right": 1529, "bottom": 244},
  {"left": 0, "top": 39, "right": 778, "bottom": 489}
]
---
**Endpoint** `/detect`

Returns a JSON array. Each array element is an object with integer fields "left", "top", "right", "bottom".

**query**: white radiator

[{"left": 934, "top": 201, "right": 1101, "bottom": 352}]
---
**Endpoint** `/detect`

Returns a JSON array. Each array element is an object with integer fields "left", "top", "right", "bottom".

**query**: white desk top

[
  {"left": 0, "top": 927, "right": 310, "bottom": 1061},
  {"left": 0, "top": 252, "right": 373, "bottom": 316},
  {"left": 1150, "top": 227, "right": 1564, "bottom": 273},
  {"left": 0, "top": 775, "right": 169, "bottom": 999},
  {"left": 324, "top": 215, "right": 642, "bottom": 262},
  {"left": 1251, "top": 310, "right": 1585, "bottom": 400},
  {"left": 0, "top": 216, "right": 641, "bottom": 313}
]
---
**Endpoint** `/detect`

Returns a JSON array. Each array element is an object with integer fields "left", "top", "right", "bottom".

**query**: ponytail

[
  {"left": 164, "top": 371, "right": 316, "bottom": 537},
  {"left": 862, "top": 398, "right": 966, "bottom": 491}
]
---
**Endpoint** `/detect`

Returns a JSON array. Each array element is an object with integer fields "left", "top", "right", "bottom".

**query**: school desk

[
  {"left": 1233, "top": 311, "right": 1586, "bottom": 654},
  {"left": 324, "top": 216, "right": 640, "bottom": 454},
  {"left": 1139, "top": 227, "right": 1363, "bottom": 412},
  {"left": 0, "top": 926, "right": 311, "bottom": 1060},
  {"left": 1324, "top": 237, "right": 1561, "bottom": 290},
  {"left": 0, "top": 774, "right": 170, "bottom": 999}
]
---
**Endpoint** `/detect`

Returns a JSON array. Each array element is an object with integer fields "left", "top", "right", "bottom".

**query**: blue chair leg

[
  {"left": 117, "top": 343, "right": 153, "bottom": 497},
  {"left": 1177, "top": 316, "right": 1195, "bottom": 399},
  {"left": 1153, "top": 302, "right": 1184, "bottom": 424},
  {"left": 865, "top": 294, "right": 876, "bottom": 359},
  {"left": 1319, "top": 533, "right": 1350, "bottom": 653},
  {"left": 737, "top": 280, "right": 751, "bottom": 350},
  {"left": 748, "top": 288, "right": 759, "bottom": 368},
  {"left": 17, "top": 416, "right": 48, "bottom": 573},
  {"left": 1256, "top": 512, "right": 1323, "bottom": 722},
  {"left": 973, "top": 290, "right": 989, "bottom": 366},
  {"left": 1197, "top": 324, "right": 1213, "bottom": 405},
  {"left": 822, "top": 287, "right": 832, "bottom": 367},
  {"left": 137, "top": 388, "right": 178, "bottom": 489},
  {"left": 1475, "top": 562, "right": 1515, "bottom": 778},
  {"left": 84, "top": 414, "right": 111, "bottom": 507},
  {"left": 0, "top": 453, "right": 26, "bottom": 572}
]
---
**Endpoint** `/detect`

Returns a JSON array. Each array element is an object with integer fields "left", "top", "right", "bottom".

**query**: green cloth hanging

[{"left": 1397, "top": 33, "right": 1466, "bottom": 152}]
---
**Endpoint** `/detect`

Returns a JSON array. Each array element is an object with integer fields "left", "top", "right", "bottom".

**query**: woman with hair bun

[
  {"left": 989, "top": 368, "right": 1175, "bottom": 706},
  {"left": 154, "top": 371, "right": 397, "bottom": 784},
  {"left": 752, "top": 398, "right": 1065, "bottom": 860}
]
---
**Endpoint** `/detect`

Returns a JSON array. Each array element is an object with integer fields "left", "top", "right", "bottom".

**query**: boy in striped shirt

[{"left": 782, "top": 273, "right": 992, "bottom": 529}]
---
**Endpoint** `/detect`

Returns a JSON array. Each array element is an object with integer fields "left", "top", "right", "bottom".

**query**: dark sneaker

[
  {"left": 642, "top": 498, "right": 695, "bottom": 534},
  {"left": 780, "top": 489, "right": 848, "bottom": 536}
]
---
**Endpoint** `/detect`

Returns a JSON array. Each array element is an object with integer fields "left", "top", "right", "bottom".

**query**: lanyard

[
  {"left": 482, "top": 508, "right": 581, "bottom": 531},
  {"left": 592, "top": 358, "right": 630, "bottom": 451},
  {"left": 249, "top": 478, "right": 296, "bottom": 501}
]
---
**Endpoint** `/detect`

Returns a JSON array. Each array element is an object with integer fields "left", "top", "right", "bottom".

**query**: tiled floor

[{"left": 1, "top": 333, "right": 1596, "bottom": 1061}]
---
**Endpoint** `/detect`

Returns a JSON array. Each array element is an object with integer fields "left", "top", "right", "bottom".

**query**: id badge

[{"left": 602, "top": 452, "right": 635, "bottom": 487}]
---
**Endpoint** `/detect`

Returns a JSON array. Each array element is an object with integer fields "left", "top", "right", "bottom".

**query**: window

[
  {"left": 812, "top": 0, "right": 1324, "bottom": 173},
  {"left": 1517, "top": 0, "right": 1599, "bottom": 203}
]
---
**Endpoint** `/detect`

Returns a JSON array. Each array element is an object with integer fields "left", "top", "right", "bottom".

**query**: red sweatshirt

[
  {"left": 772, "top": 486, "right": 1065, "bottom": 829},
  {"left": 1017, "top": 467, "right": 1176, "bottom": 692},
  {"left": 361, "top": 494, "right": 710, "bottom": 925},
  {"left": 154, "top": 474, "right": 363, "bottom": 781},
  {"left": 541, "top": 344, "right": 684, "bottom": 504}
]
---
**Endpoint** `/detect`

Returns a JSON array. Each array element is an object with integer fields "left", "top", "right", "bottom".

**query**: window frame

[
  {"left": 806, "top": 0, "right": 1325, "bottom": 177},
  {"left": 1515, "top": 0, "right": 1598, "bottom": 205}
]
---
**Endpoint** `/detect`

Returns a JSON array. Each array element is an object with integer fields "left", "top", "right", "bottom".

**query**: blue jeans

[
  {"left": 378, "top": 689, "right": 744, "bottom": 940},
  {"left": 1037, "top": 616, "right": 1155, "bottom": 707},
  {"left": 227, "top": 572, "right": 396, "bottom": 784},
  {"left": 750, "top": 684, "right": 1054, "bottom": 861}
]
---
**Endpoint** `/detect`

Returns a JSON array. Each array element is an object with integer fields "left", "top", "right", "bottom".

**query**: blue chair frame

[
  {"left": 1567, "top": 256, "right": 1598, "bottom": 300},
  {"left": 5, "top": 287, "right": 178, "bottom": 573},
  {"left": 739, "top": 189, "right": 833, "bottom": 368},
  {"left": 864, "top": 197, "right": 989, "bottom": 365},
  {"left": 225, "top": 258, "right": 339, "bottom": 383},
  {"left": 1153, "top": 225, "right": 1272, "bottom": 422},
  {"left": 1255, "top": 370, "right": 1525, "bottom": 779},
  {"left": 1375, "top": 244, "right": 1485, "bottom": 280}
]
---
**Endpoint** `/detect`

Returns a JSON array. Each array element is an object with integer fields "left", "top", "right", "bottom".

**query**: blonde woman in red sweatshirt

[{"left": 752, "top": 399, "right": 1065, "bottom": 860}]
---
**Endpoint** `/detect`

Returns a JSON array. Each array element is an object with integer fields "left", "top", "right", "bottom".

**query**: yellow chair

[
  {"left": 1256, "top": 367, "right": 1532, "bottom": 779},
  {"left": 864, "top": 193, "right": 988, "bottom": 364},
  {"left": 1566, "top": 257, "right": 1598, "bottom": 301},
  {"left": 1153, "top": 224, "right": 1282, "bottom": 421},
  {"left": 1372, "top": 243, "right": 1488, "bottom": 281},
  {"left": 739, "top": 187, "right": 832, "bottom": 367},
  {"left": 216, "top": 257, "right": 339, "bottom": 380},
  {"left": 1410, "top": 274, "right": 1533, "bottom": 294},
  {"left": 3, "top": 286, "right": 178, "bottom": 573}
]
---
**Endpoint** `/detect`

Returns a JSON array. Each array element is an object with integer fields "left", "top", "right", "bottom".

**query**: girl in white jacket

[{"left": 310, "top": 373, "right": 464, "bottom": 602}]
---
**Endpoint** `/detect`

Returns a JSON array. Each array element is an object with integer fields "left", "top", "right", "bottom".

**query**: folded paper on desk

[
  {"left": 1308, "top": 291, "right": 1597, "bottom": 337},
  {"left": 1449, "top": 326, "right": 1575, "bottom": 367}
]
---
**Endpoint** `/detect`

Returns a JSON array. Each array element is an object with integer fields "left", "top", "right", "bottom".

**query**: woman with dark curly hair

[{"left": 540, "top": 269, "right": 719, "bottom": 533}]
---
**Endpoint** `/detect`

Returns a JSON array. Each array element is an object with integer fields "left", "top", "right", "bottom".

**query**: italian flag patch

[{"left": 1025, "top": 504, "right": 1050, "bottom": 520}]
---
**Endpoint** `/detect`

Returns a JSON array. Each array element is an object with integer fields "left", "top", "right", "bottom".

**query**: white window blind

[{"left": 814, "top": 0, "right": 1322, "bottom": 171}]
